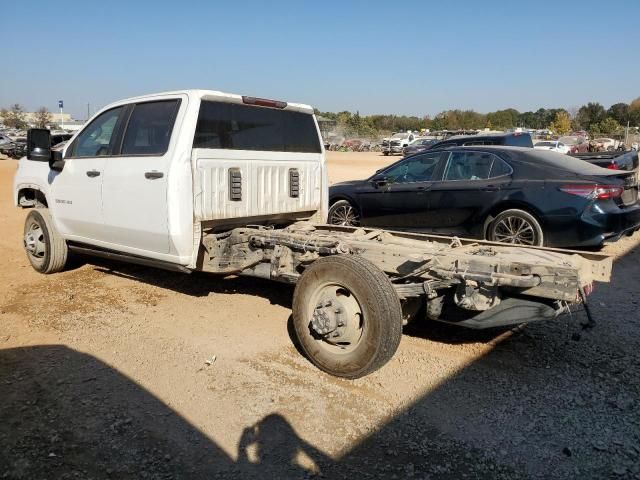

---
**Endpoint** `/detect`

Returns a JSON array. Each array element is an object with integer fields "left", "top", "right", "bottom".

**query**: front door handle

[
  {"left": 145, "top": 171, "right": 164, "bottom": 179},
  {"left": 86, "top": 170, "right": 100, "bottom": 178}
]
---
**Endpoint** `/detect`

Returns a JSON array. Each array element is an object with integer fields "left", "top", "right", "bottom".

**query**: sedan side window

[
  {"left": 490, "top": 157, "right": 512, "bottom": 177},
  {"left": 384, "top": 153, "right": 441, "bottom": 184},
  {"left": 70, "top": 107, "right": 124, "bottom": 158},
  {"left": 443, "top": 151, "right": 493, "bottom": 181}
]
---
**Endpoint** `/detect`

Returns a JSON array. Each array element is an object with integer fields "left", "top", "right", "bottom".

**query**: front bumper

[{"left": 383, "top": 146, "right": 403, "bottom": 154}]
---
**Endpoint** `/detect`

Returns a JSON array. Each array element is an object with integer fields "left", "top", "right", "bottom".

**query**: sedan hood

[{"left": 330, "top": 179, "right": 366, "bottom": 188}]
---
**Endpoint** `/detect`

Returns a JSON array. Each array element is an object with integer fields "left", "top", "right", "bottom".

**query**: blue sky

[{"left": 1, "top": 0, "right": 638, "bottom": 119}]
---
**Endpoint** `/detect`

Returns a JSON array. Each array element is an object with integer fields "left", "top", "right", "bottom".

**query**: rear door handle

[
  {"left": 86, "top": 170, "right": 100, "bottom": 178},
  {"left": 145, "top": 171, "right": 164, "bottom": 179}
]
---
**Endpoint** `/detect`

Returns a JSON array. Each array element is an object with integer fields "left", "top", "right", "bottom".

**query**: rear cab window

[
  {"left": 506, "top": 133, "right": 534, "bottom": 148},
  {"left": 193, "top": 101, "right": 321, "bottom": 153}
]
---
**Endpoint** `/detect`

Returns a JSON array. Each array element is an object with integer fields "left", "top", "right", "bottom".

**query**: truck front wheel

[
  {"left": 292, "top": 255, "right": 403, "bottom": 379},
  {"left": 23, "top": 209, "right": 68, "bottom": 274}
]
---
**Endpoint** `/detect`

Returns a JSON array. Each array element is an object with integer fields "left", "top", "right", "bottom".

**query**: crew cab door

[
  {"left": 101, "top": 99, "right": 182, "bottom": 254},
  {"left": 51, "top": 106, "right": 126, "bottom": 240}
]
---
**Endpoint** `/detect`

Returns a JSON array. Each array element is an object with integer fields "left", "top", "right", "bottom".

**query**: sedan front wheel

[{"left": 328, "top": 200, "right": 360, "bottom": 227}]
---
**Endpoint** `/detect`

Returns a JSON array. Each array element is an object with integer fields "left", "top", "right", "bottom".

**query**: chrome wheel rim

[
  {"left": 308, "top": 283, "right": 364, "bottom": 355},
  {"left": 330, "top": 204, "right": 359, "bottom": 226},
  {"left": 24, "top": 221, "right": 46, "bottom": 259},
  {"left": 492, "top": 216, "right": 537, "bottom": 245}
]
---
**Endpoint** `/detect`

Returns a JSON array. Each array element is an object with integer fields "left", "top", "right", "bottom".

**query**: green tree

[
  {"left": 607, "top": 103, "right": 629, "bottom": 125},
  {"left": 591, "top": 117, "right": 621, "bottom": 136},
  {"left": 549, "top": 111, "right": 571, "bottom": 135},
  {"left": 1, "top": 104, "right": 27, "bottom": 129},
  {"left": 576, "top": 102, "right": 606, "bottom": 131},
  {"left": 33, "top": 107, "right": 52, "bottom": 128}
]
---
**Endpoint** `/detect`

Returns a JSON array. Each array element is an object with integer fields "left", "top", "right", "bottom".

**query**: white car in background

[
  {"left": 534, "top": 140, "right": 570, "bottom": 154},
  {"left": 592, "top": 138, "right": 620, "bottom": 151}
]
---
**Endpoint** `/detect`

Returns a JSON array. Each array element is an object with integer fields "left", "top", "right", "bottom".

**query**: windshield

[
  {"left": 535, "top": 142, "right": 555, "bottom": 147},
  {"left": 391, "top": 133, "right": 407, "bottom": 139}
]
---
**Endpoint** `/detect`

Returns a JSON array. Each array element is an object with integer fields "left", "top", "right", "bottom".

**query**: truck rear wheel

[
  {"left": 292, "top": 255, "right": 403, "bottom": 379},
  {"left": 23, "top": 209, "right": 68, "bottom": 274}
]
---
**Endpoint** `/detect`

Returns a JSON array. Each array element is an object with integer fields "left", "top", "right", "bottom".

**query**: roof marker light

[{"left": 242, "top": 96, "right": 287, "bottom": 109}]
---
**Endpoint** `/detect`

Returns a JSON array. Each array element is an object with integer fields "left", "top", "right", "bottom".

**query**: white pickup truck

[{"left": 14, "top": 89, "right": 612, "bottom": 378}]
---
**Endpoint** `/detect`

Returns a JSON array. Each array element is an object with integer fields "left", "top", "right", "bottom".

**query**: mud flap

[{"left": 437, "top": 297, "right": 562, "bottom": 330}]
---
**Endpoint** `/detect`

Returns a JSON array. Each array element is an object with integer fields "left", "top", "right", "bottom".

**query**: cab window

[
  {"left": 69, "top": 107, "right": 124, "bottom": 158},
  {"left": 121, "top": 100, "right": 180, "bottom": 156}
]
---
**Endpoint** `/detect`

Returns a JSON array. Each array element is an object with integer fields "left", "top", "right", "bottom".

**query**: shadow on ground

[
  {"left": 87, "top": 255, "right": 294, "bottom": 310},
  {"left": 0, "top": 345, "right": 521, "bottom": 479},
  {"left": 2, "top": 240, "right": 638, "bottom": 478}
]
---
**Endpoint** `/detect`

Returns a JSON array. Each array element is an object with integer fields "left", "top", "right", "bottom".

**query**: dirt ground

[{"left": 1, "top": 152, "right": 639, "bottom": 479}]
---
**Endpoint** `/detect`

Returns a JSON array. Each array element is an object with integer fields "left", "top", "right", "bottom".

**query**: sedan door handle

[
  {"left": 144, "top": 171, "right": 164, "bottom": 179},
  {"left": 86, "top": 170, "right": 101, "bottom": 178}
]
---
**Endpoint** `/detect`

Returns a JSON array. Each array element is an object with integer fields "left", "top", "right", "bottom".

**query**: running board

[{"left": 67, "top": 243, "right": 192, "bottom": 274}]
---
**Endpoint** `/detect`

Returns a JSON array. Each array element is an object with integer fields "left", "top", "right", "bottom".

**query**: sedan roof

[{"left": 432, "top": 145, "right": 617, "bottom": 176}]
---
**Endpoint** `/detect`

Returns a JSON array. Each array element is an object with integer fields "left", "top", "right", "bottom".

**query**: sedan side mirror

[
  {"left": 27, "top": 128, "right": 51, "bottom": 162},
  {"left": 372, "top": 175, "right": 388, "bottom": 188}
]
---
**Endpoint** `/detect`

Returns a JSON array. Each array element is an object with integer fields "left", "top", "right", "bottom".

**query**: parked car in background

[
  {"left": 50, "top": 133, "right": 72, "bottom": 147},
  {"left": 328, "top": 146, "right": 640, "bottom": 248},
  {"left": 571, "top": 130, "right": 590, "bottom": 140},
  {"left": 427, "top": 132, "right": 534, "bottom": 150},
  {"left": 1, "top": 133, "right": 71, "bottom": 159},
  {"left": 534, "top": 140, "right": 570, "bottom": 154},
  {"left": 381, "top": 131, "right": 416, "bottom": 155},
  {"left": 0, "top": 134, "right": 13, "bottom": 145},
  {"left": 558, "top": 135, "right": 588, "bottom": 154},
  {"left": 403, "top": 137, "right": 438, "bottom": 156},
  {"left": 590, "top": 138, "right": 621, "bottom": 151},
  {"left": 570, "top": 150, "right": 638, "bottom": 174}
]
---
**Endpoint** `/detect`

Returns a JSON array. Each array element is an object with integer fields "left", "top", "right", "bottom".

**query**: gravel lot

[{"left": 1, "top": 152, "right": 639, "bottom": 479}]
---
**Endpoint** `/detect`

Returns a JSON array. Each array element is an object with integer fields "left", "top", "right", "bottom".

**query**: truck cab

[
  {"left": 14, "top": 90, "right": 328, "bottom": 267},
  {"left": 381, "top": 131, "right": 415, "bottom": 156}
]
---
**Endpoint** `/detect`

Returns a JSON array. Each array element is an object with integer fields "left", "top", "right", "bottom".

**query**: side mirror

[
  {"left": 372, "top": 175, "right": 388, "bottom": 188},
  {"left": 27, "top": 128, "right": 51, "bottom": 162},
  {"left": 49, "top": 149, "right": 65, "bottom": 171}
]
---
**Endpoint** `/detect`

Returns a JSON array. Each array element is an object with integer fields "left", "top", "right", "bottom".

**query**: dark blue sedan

[{"left": 328, "top": 146, "right": 640, "bottom": 248}]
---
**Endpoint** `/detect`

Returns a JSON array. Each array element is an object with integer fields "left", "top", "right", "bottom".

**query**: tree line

[
  {"left": 0, "top": 104, "right": 53, "bottom": 129},
  {"left": 317, "top": 97, "right": 640, "bottom": 138},
  {"left": 3, "top": 98, "right": 639, "bottom": 138}
]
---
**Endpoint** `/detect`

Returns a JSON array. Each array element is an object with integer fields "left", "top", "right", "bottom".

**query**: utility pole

[{"left": 625, "top": 120, "right": 630, "bottom": 145}]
